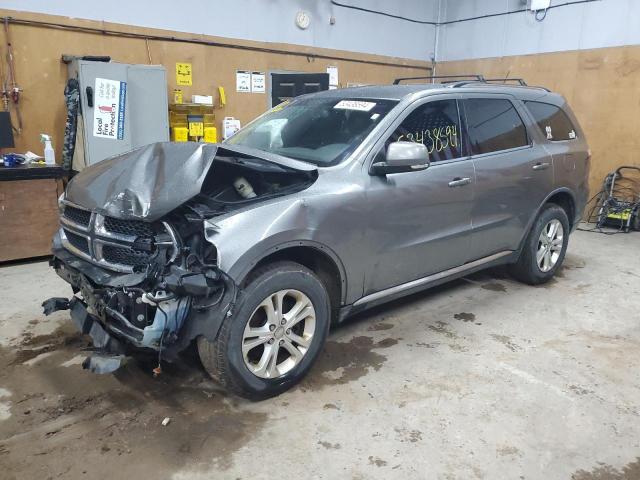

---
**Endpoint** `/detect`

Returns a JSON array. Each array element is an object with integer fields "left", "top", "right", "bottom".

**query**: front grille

[
  {"left": 64, "top": 229, "right": 90, "bottom": 255},
  {"left": 59, "top": 204, "right": 171, "bottom": 273},
  {"left": 103, "top": 216, "right": 155, "bottom": 238},
  {"left": 63, "top": 205, "right": 91, "bottom": 227},
  {"left": 102, "top": 245, "right": 152, "bottom": 268}
]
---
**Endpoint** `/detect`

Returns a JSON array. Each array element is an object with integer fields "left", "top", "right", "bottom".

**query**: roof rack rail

[
  {"left": 484, "top": 78, "right": 528, "bottom": 86},
  {"left": 448, "top": 79, "right": 551, "bottom": 92},
  {"left": 393, "top": 74, "right": 485, "bottom": 85},
  {"left": 449, "top": 78, "right": 528, "bottom": 88}
]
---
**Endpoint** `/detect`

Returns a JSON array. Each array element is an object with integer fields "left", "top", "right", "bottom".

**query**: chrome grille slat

[{"left": 60, "top": 202, "right": 160, "bottom": 273}]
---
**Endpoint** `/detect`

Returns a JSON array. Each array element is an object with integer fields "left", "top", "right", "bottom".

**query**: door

[
  {"left": 127, "top": 66, "right": 169, "bottom": 148},
  {"left": 524, "top": 99, "right": 588, "bottom": 214},
  {"left": 78, "top": 61, "right": 132, "bottom": 166},
  {"left": 462, "top": 96, "right": 553, "bottom": 261},
  {"left": 270, "top": 73, "right": 329, "bottom": 107},
  {"left": 363, "top": 98, "right": 475, "bottom": 295}
]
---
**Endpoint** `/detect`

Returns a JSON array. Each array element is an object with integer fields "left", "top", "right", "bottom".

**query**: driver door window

[{"left": 385, "top": 99, "right": 463, "bottom": 163}]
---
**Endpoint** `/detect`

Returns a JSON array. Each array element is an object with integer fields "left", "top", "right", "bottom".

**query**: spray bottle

[{"left": 40, "top": 134, "right": 55, "bottom": 165}]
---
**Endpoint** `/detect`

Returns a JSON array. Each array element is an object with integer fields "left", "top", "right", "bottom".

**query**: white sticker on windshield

[{"left": 334, "top": 100, "right": 376, "bottom": 112}]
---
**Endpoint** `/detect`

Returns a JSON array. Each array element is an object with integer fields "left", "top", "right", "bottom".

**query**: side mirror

[{"left": 370, "top": 141, "right": 431, "bottom": 175}]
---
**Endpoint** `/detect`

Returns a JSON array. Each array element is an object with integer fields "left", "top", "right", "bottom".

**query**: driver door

[{"left": 362, "top": 97, "right": 475, "bottom": 296}]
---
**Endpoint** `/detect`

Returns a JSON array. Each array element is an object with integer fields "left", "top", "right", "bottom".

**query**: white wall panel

[
  {"left": 437, "top": 0, "right": 640, "bottom": 61},
  {"left": 0, "top": 0, "right": 439, "bottom": 61}
]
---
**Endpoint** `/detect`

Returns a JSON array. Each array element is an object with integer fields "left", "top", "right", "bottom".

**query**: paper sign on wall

[
  {"left": 530, "top": 0, "right": 551, "bottom": 10},
  {"left": 236, "top": 70, "right": 251, "bottom": 92},
  {"left": 251, "top": 72, "right": 266, "bottom": 93},
  {"left": 176, "top": 63, "right": 192, "bottom": 86},
  {"left": 93, "top": 77, "right": 127, "bottom": 140},
  {"left": 327, "top": 65, "right": 339, "bottom": 90}
]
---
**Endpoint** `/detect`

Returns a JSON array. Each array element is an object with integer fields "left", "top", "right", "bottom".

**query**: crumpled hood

[{"left": 65, "top": 142, "right": 316, "bottom": 221}]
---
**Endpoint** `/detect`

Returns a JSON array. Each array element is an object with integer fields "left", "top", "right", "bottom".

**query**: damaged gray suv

[{"left": 45, "top": 82, "right": 590, "bottom": 399}]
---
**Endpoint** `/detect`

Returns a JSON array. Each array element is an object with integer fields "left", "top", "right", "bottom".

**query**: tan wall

[
  {"left": 436, "top": 45, "right": 640, "bottom": 195},
  {"left": 0, "top": 9, "right": 430, "bottom": 157}
]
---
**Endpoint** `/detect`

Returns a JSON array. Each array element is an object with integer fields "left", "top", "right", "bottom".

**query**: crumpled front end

[
  {"left": 43, "top": 142, "right": 316, "bottom": 374},
  {"left": 44, "top": 202, "right": 236, "bottom": 374}
]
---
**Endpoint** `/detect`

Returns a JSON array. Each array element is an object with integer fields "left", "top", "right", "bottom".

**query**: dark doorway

[{"left": 270, "top": 73, "right": 330, "bottom": 107}]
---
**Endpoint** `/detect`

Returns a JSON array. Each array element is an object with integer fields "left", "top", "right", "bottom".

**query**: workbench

[{"left": 0, "top": 165, "right": 66, "bottom": 262}]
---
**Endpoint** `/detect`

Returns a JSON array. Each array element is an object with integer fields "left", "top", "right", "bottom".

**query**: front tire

[
  {"left": 198, "top": 261, "right": 331, "bottom": 400},
  {"left": 509, "top": 204, "right": 570, "bottom": 285}
]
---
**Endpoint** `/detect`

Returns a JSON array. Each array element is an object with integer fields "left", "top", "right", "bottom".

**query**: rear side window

[
  {"left": 386, "top": 99, "right": 462, "bottom": 162},
  {"left": 464, "top": 98, "right": 528, "bottom": 155},
  {"left": 525, "top": 101, "right": 577, "bottom": 141}
]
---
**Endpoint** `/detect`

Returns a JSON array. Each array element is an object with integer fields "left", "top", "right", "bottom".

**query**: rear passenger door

[
  {"left": 524, "top": 100, "right": 588, "bottom": 212},
  {"left": 461, "top": 95, "right": 553, "bottom": 261}
]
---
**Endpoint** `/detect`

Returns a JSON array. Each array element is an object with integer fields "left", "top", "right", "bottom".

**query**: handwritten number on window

[{"left": 398, "top": 125, "right": 457, "bottom": 155}]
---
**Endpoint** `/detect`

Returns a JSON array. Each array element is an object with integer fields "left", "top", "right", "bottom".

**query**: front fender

[{"left": 203, "top": 199, "right": 351, "bottom": 303}]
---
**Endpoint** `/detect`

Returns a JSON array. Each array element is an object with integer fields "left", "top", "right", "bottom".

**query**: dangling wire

[
  {"left": 153, "top": 301, "right": 168, "bottom": 377},
  {"left": 535, "top": 9, "right": 548, "bottom": 21}
]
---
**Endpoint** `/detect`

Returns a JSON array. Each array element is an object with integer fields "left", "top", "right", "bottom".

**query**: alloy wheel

[
  {"left": 537, "top": 219, "right": 564, "bottom": 273},
  {"left": 242, "top": 289, "right": 316, "bottom": 379}
]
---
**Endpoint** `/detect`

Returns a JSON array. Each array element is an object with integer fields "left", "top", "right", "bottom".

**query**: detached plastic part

[
  {"left": 82, "top": 353, "right": 127, "bottom": 374},
  {"left": 42, "top": 297, "right": 70, "bottom": 315}
]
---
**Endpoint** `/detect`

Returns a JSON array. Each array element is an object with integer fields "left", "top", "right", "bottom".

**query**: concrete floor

[{"left": 0, "top": 230, "right": 639, "bottom": 479}]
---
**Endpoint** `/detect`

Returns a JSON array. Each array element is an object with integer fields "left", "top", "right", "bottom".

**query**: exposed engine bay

[{"left": 43, "top": 142, "right": 317, "bottom": 373}]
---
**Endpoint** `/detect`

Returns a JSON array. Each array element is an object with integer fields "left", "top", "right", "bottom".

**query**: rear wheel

[
  {"left": 198, "top": 261, "right": 330, "bottom": 400},
  {"left": 509, "top": 204, "right": 570, "bottom": 285}
]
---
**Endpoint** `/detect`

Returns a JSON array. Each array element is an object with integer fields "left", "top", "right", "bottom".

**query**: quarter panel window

[
  {"left": 386, "top": 99, "right": 462, "bottom": 162},
  {"left": 464, "top": 98, "right": 528, "bottom": 155},
  {"left": 525, "top": 101, "right": 577, "bottom": 141}
]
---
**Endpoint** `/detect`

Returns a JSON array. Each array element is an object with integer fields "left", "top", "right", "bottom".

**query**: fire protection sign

[{"left": 93, "top": 77, "right": 127, "bottom": 140}]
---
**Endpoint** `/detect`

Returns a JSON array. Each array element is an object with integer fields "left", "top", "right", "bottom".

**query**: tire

[
  {"left": 197, "top": 261, "right": 331, "bottom": 400},
  {"left": 509, "top": 203, "right": 570, "bottom": 285}
]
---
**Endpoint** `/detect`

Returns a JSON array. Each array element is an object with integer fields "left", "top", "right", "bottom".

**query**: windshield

[{"left": 225, "top": 97, "right": 398, "bottom": 166}]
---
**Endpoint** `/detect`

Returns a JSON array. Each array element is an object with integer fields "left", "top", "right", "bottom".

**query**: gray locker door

[
  {"left": 127, "top": 66, "right": 169, "bottom": 148},
  {"left": 79, "top": 61, "right": 132, "bottom": 165}
]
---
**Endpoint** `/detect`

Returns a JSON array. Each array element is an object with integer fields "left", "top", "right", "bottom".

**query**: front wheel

[
  {"left": 509, "top": 204, "right": 570, "bottom": 285},
  {"left": 197, "top": 261, "right": 331, "bottom": 400}
]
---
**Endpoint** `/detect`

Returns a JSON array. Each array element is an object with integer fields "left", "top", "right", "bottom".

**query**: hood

[{"left": 65, "top": 142, "right": 316, "bottom": 221}]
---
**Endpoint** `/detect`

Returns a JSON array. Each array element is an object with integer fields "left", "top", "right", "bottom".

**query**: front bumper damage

[{"left": 43, "top": 231, "right": 237, "bottom": 374}]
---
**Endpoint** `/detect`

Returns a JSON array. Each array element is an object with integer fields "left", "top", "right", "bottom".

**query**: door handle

[
  {"left": 532, "top": 162, "right": 550, "bottom": 171},
  {"left": 86, "top": 86, "right": 94, "bottom": 108},
  {"left": 448, "top": 177, "right": 471, "bottom": 187}
]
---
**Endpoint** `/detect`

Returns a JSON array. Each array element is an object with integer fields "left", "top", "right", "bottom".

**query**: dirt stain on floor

[
  {"left": 534, "top": 277, "right": 558, "bottom": 289},
  {"left": 428, "top": 321, "right": 458, "bottom": 339},
  {"left": 482, "top": 282, "right": 507, "bottom": 293},
  {"left": 490, "top": 334, "right": 521, "bottom": 352},
  {"left": 368, "top": 455, "right": 388, "bottom": 467},
  {"left": 394, "top": 426, "right": 423, "bottom": 443},
  {"left": 563, "top": 256, "right": 587, "bottom": 270},
  {"left": 454, "top": 312, "right": 476, "bottom": 322},
  {"left": 11, "top": 324, "right": 87, "bottom": 365},
  {"left": 496, "top": 445, "right": 522, "bottom": 457},
  {"left": 301, "top": 336, "right": 398, "bottom": 390},
  {"left": 571, "top": 457, "right": 640, "bottom": 480},
  {"left": 0, "top": 329, "right": 269, "bottom": 480},
  {"left": 318, "top": 440, "right": 341, "bottom": 450},
  {"left": 368, "top": 322, "right": 395, "bottom": 332}
]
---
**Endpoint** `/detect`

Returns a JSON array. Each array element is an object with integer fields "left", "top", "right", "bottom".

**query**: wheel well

[
  {"left": 245, "top": 246, "right": 343, "bottom": 322},
  {"left": 547, "top": 192, "right": 575, "bottom": 228}
]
